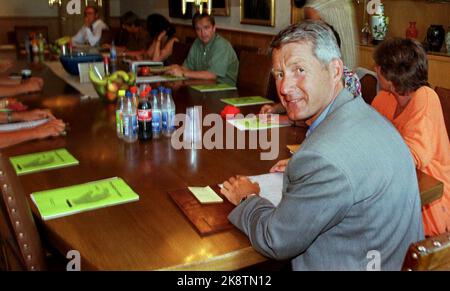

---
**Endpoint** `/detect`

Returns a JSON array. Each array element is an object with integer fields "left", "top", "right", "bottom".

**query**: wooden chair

[
  {"left": 402, "top": 232, "right": 450, "bottom": 270},
  {"left": 237, "top": 50, "right": 274, "bottom": 99},
  {"left": 13, "top": 26, "right": 48, "bottom": 59},
  {"left": 0, "top": 158, "right": 46, "bottom": 270},
  {"left": 435, "top": 86, "right": 450, "bottom": 137},
  {"left": 355, "top": 67, "right": 379, "bottom": 105}
]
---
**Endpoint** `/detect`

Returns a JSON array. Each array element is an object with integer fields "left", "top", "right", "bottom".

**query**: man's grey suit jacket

[{"left": 229, "top": 89, "right": 424, "bottom": 270}]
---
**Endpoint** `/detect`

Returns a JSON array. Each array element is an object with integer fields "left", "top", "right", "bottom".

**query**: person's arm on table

[
  {"left": 0, "top": 77, "right": 44, "bottom": 97},
  {"left": 165, "top": 65, "right": 217, "bottom": 81},
  {"left": 0, "top": 119, "right": 65, "bottom": 149},
  {"left": 222, "top": 152, "right": 353, "bottom": 260}
]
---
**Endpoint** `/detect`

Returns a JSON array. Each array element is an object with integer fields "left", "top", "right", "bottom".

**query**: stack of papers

[
  {"left": 221, "top": 96, "right": 274, "bottom": 107},
  {"left": 9, "top": 148, "right": 79, "bottom": 175},
  {"left": 31, "top": 177, "right": 139, "bottom": 220}
]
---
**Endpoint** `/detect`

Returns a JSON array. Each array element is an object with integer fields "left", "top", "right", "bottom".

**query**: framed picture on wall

[
  {"left": 240, "top": 0, "right": 275, "bottom": 27},
  {"left": 211, "top": 0, "right": 230, "bottom": 16},
  {"left": 168, "top": 0, "right": 193, "bottom": 19}
]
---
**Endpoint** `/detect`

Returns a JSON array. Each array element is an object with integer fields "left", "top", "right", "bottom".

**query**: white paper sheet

[
  {"left": 248, "top": 173, "right": 284, "bottom": 206},
  {"left": 219, "top": 172, "right": 284, "bottom": 206},
  {"left": 0, "top": 118, "right": 48, "bottom": 132}
]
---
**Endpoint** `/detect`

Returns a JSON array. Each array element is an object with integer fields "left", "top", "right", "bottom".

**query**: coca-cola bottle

[{"left": 137, "top": 88, "right": 152, "bottom": 141}]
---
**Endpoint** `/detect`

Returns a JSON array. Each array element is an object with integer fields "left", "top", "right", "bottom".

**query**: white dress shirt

[{"left": 72, "top": 19, "right": 108, "bottom": 47}]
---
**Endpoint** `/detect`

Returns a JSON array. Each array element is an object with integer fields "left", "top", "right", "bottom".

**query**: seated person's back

[{"left": 371, "top": 38, "right": 450, "bottom": 236}]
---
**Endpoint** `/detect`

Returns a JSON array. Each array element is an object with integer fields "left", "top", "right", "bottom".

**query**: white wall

[
  {"left": 121, "top": 0, "right": 291, "bottom": 35},
  {"left": 0, "top": 0, "right": 120, "bottom": 17},
  {"left": 0, "top": 0, "right": 58, "bottom": 17}
]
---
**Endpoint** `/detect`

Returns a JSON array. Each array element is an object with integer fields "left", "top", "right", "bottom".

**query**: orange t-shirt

[{"left": 372, "top": 86, "right": 450, "bottom": 236}]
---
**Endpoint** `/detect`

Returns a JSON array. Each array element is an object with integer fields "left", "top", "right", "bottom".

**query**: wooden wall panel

[
  {"left": 172, "top": 24, "right": 274, "bottom": 54},
  {"left": 358, "top": 45, "right": 450, "bottom": 89},
  {"left": 0, "top": 17, "right": 60, "bottom": 44}
]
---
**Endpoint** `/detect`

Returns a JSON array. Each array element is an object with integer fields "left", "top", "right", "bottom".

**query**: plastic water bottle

[
  {"left": 130, "top": 86, "right": 139, "bottom": 108},
  {"left": 122, "top": 91, "right": 138, "bottom": 143},
  {"left": 116, "top": 89, "right": 126, "bottom": 139},
  {"left": 110, "top": 41, "right": 117, "bottom": 73},
  {"left": 162, "top": 88, "right": 176, "bottom": 137},
  {"left": 151, "top": 89, "right": 161, "bottom": 139}
]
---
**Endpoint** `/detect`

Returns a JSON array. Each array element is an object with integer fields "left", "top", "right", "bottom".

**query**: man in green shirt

[{"left": 166, "top": 13, "right": 239, "bottom": 86}]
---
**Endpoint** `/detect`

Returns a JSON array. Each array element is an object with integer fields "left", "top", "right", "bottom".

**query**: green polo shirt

[{"left": 183, "top": 34, "right": 239, "bottom": 86}]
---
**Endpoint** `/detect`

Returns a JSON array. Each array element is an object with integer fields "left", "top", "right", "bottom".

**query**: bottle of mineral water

[
  {"left": 151, "top": 89, "right": 161, "bottom": 139},
  {"left": 116, "top": 89, "right": 126, "bottom": 139},
  {"left": 162, "top": 88, "right": 176, "bottom": 137},
  {"left": 122, "top": 91, "right": 138, "bottom": 143}
]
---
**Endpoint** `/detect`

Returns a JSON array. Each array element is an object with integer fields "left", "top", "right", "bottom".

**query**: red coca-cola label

[{"left": 137, "top": 109, "right": 152, "bottom": 121}]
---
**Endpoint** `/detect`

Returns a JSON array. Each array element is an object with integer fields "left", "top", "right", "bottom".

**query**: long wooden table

[{"left": 0, "top": 62, "right": 444, "bottom": 270}]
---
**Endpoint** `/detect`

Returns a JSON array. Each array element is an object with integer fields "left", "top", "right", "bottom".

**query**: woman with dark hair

[
  {"left": 371, "top": 37, "right": 450, "bottom": 237},
  {"left": 146, "top": 13, "right": 179, "bottom": 62}
]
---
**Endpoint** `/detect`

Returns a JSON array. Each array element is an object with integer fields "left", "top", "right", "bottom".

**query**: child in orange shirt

[{"left": 371, "top": 38, "right": 450, "bottom": 236}]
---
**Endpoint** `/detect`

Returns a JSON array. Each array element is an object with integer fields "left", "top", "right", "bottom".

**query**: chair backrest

[
  {"left": 0, "top": 157, "right": 46, "bottom": 271},
  {"left": 233, "top": 44, "right": 260, "bottom": 60},
  {"left": 14, "top": 26, "right": 49, "bottom": 59},
  {"left": 166, "top": 41, "right": 191, "bottom": 66},
  {"left": 237, "top": 50, "right": 274, "bottom": 99},
  {"left": 402, "top": 232, "right": 450, "bottom": 270},
  {"left": 435, "top": 86, "right": 450, "bottom": 137},
  {"left": 355, "top": 67, "right": 379, "bottom": 105}
]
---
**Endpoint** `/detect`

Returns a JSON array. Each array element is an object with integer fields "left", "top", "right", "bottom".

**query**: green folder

[
  {"left": 190, "top": 83, "right": 237, "bottom": 92},
  {"left": 31, "top": 177, "right": 139, "bottom": 220},
  {"left": 227, "top": 117, "right": 290, "bottom": 131},
  {"left": 221, "top": 96, "right": 274, "bottom": 107},
  {"left": 9, "top": 148, "right": 79, "bottom": 176}
]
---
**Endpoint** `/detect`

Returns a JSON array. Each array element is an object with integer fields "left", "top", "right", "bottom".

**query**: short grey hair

[{"left": 269, "top": 20, "right": 342, "bottom": 67}]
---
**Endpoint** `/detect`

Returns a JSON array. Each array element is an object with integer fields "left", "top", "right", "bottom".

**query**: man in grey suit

[{"left": 220, "top": 20, "right": 424, "bottom": 271}]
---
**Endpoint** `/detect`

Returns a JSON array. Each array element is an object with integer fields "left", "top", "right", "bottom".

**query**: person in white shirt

[{"left": 72, "top": 6, "right": 108, "bottom": 47}]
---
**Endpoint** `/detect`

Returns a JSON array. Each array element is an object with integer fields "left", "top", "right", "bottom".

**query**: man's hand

[
  {"left": 260, "top": 104, "right": 276, "bottom": 114},
  {"left": 259, "top": 103, "right": 286, "bottom": 114},
  {"left": 220, "top": 176, "right": 260, "bottom": 206},
  {"left": 34, "top": 119, "right": 66, "bottom": 139},
  {"left": 258, "top": 114, "right": 291, "bottom": 125},
  {"left": 270, "top": 159, "right": 290, "bottom": 173},
  {"left": 165, "top": 65, "right": 185, "bottom": 77},
  {"left": 23, "top": 77, "right": 44, "bottom": 93},
  {"left": 15, "top": 109, "right": 55, "bottom": 122},
  {"left": 157, "top": 30, "right": 167, "bottom": 42}
]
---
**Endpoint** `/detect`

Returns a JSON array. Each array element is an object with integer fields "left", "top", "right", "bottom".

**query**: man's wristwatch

[{"left": 240, "top": 194, "right": 257, "bottom": 204}]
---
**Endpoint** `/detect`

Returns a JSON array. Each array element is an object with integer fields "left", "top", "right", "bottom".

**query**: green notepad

[
  {"left": 188, "top": 186, "right": 223, "bottom": 204},
  {"left": 221, "top": 96, "right": 274, "bottom": 107},
  {"left": 190, "top": 83, "right": 237, "bottom": 92},
  {"left": 31, "top": 177, "right": 139, "bottom": 220},
  {"left": 9, "top": 148, "right": 79, "bottom": 175}
]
